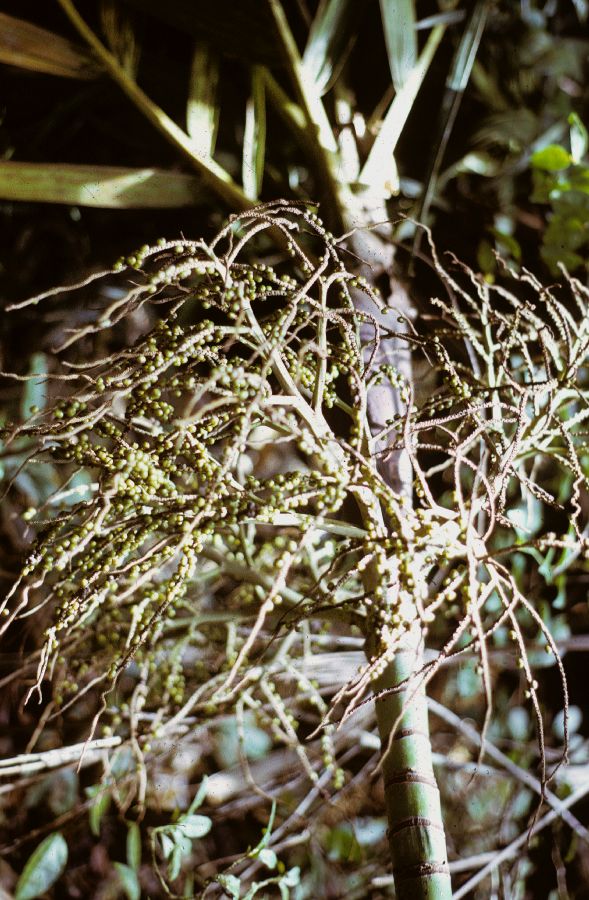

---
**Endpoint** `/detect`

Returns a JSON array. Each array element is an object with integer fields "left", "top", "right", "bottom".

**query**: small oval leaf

[
  {"left": 217, "top": 873, "right": 241, "bottom": 898},
  {"left": 258, "top": 847, "right": 277, "bottom": 869},
  {"left": 176, "top": 814, "right": 212, "bottom": 839},
  {"left": 15, "top": 833, "right": 68, "bottom": 900},
  {"left": 531, "top": 145, "right": 572, "bottom": 172}
]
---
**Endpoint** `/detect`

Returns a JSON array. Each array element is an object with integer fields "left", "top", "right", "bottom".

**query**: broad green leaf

[
  {"left": 22, "top": 354, "right": 48, "bottom": 419},
  {"left": 126, "top": 822, "right": 141, "bottom": 871},
  {"left": 176, "top": 814, "right": 212, "bottom": 839},
  {"left": 302, "top": 0, "right": 364, "bottom": 95},
  {"left": 242, "top": 66, "right": 266, "bottom": 200},
  {"left": 530, "top": 145, "right": 572, "bottom": 172},
  {"left": 0, "top": 12, "right": 99, "bottom": 79},
  {"left": 569, "top": 113, "right": 588, "bottom": 163},
  {"left": 187, "top": 40, "right": 220, "bottom": 156},
  {"left": 110, "top": 747, "right": 135, "bottom": 778},
  {"left": 0, "top": 163, "right": 204, "bottom": 209},
  {"left": 114, "top": 863, "right": 140, "bottom": 900},
  {"left": 15, "top": 833, "right": 68, "bottom": 900},
  {"left": 379, "top": 0, "right": 417, "bottom": 91}
]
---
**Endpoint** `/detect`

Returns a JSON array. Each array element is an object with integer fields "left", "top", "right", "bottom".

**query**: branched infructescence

[{"left": 2, "top": 202, "right": 589, "bottom": 885}]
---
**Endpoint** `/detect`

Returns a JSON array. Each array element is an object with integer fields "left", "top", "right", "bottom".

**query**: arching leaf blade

[
  {"left": 0, "top": 12, "right": 100, "bottom": 78},
  {"left": 302, "top": 0, "right": 367, "bottom": 95},
  {"left": 187, "top": 39, "right": 220, "bottom": 157},
  {"left": 379, "top": 0, "right": 417, "bottom": 91}
]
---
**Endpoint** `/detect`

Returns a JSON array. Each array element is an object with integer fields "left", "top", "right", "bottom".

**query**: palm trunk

[
  {"left": 348, "top": 203, "right": 451, "bottom": 898},
  {"left": 371, "top": 626, "right": 451, "bottom": 899}
]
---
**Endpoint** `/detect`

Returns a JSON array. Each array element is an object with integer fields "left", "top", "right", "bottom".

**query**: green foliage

[
  {"left": 531, "top": 114, "right": 589, "bottom": 274},
  {"left": 218, "top": 866, "right": 300, "bottom": 900},
  {"left": 86, "top": 783, "right": 112, "bottom": 836},
  {"left": 14, "top": 833, "right": 68, "bottom": 900},
  {"left": 151, "top": 778, "right": 211, "bottom": 885}
]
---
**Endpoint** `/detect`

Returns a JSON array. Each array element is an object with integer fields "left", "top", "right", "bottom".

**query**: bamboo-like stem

[{"left": 370, "top": 627, "right": 451, "bottom": 899}]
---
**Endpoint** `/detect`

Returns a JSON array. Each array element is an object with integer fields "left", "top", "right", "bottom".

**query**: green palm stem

[{"left": 369, "top": 626, "right": 451, "bottom": 899}]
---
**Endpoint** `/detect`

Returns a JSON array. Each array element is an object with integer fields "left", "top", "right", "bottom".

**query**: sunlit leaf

[
  {"left": 302, "top": 0, "right": 365, "bottom": 95},
  {"left": 379, "top": 0, "right": 417, "bottom": 91},
  {"left": 187, "top": 40, "right": 220, "bottom": 156},
  {"left": 216, "top": 715, "right": 272, "bottom": 768},
  {"left": 569, "top": 113, "right": 588, "bottom": 164},
  {"left": 531, "top": 145, "right": 572, "bottom": 171},
  {"left": 15, "top": 834, "right": 68, "bottom": 900},
  {"left": 553, "top": 705, "right": 582, "bottom": 740},
  {"left": 0, "top": 12, "right": 100, "bottom": 79},
  {"left": 0, "top": 163, "right": 204, "bottom": 209},
  {"left": 242, "top": 66, "right": 266, "bottom": 200}
]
